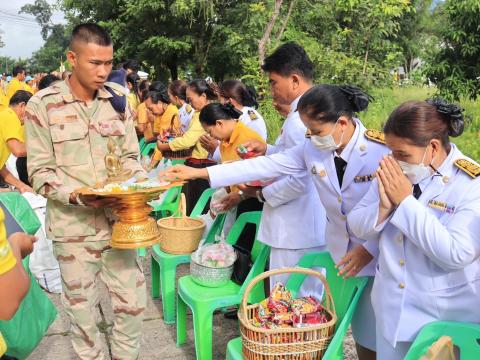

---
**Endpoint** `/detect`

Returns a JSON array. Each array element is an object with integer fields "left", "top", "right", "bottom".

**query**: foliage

[
  {"left": 20, "top": 0, "right": 70, "bottom": 73},
  {"left": 424, "top": 0, "right": 480, "bottom": 100}
]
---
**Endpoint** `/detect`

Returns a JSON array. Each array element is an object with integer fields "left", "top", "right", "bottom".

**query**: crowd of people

[{"left": 0, "top": 21, "right": 479, "bottom": 360}]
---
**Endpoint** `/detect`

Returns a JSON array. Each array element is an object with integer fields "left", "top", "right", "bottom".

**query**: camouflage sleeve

[
  {"left": 122, "top": 107, "right": 147, "bottom": 177},
  {"left": 24, "top": 98, "right": 73, "bottom": 205}
]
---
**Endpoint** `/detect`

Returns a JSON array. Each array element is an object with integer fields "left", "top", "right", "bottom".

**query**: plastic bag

[
  {"left": 210, "top": 188, "right": 229, "bottom": 215},
  {"left": 0, "top": 192, "right": 41, "bottom": 235},
  {"left": 192, "top": 235, "right": 236, "bottom": 268},
  {"left": 0, "top": 257, "right": 57, "bottom": 359}
]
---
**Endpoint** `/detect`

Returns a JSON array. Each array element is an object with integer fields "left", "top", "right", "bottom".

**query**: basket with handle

[
  {"left": 157, "top": 193, "right": 205, "bottom": 254},
  {"left": 238, "top": 267, "right": 337, "bottom": 359}
]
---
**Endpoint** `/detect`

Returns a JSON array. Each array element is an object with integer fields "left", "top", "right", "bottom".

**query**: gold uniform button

[
  {"left": 396, "top": 235, "right": 403, "bottom": 242},
  {"left": 341, "top": 215, "right": 347, "bottom": 221},
  {"left": 359, "top": 144, "right": 366, "bottom": 152},
  {"left": 399, "top": 260, "right": 405, "bottom": 266},
  {"left": 399, "top": 283, "right": 405, "bottom": 289},
  {"left": 442, "top": 176, "right": 450, "bottom": 184},
  {"left": 338, "top": 197, "right": 342, "bottom": 203}
]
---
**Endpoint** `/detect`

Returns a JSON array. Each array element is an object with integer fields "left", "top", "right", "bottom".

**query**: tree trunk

[
  {"left": 258, "top": 0, "right": 283, "bottom": 70},
  {"left": 362, "top": 40, "right": 370, "bottom": 75},
  {"left": 275, "top": 0, "right": 296, "bottom": 42}
]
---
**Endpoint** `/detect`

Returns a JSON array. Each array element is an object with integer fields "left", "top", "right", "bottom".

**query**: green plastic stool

[
  {"left": 226, "top": 251, "right": 369, "bottom": 360},
  {"left": 151, "top": 188, "right": 222, "bottom": 324},
  {"left": 404, "top": 321, "right": 480, "bottom": 359},
  {"left": 176, "top": 211, "right": 269, "bottom": 360}
]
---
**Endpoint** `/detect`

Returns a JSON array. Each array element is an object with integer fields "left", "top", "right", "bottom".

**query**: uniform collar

[
  {"left": 60, "top": 76, "right": 112, "bottom": 103},
  {"left": 289, "top": 95, "right": 302, "bottom": 115},
  {"left": 419, "top": 143, "right": 458, "bottom": 189},
  {"left": 336, "top": 118, "right": 360, "bottom": 163}
]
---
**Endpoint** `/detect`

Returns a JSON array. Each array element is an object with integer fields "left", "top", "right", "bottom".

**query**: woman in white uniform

[
  {"left": 164, "top": 84, "right": 390, "bottom": 359},
  {"left": 348, "top": 99, "right": 480, "bottom": 359},
  {"left": 218, "top": 80, "right": 267, "bottom": 140}
]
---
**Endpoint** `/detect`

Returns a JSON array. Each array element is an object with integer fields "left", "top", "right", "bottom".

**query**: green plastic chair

[
  {"left": 151, "top": 188, "right": 223, "bottom": 324},
  {"left": 176, "top": 211, "right": 269, "bottom": 360},
  {"left": 225, "top": 251, "right": 369, "bottom": 360},
  {"left": 404, "top": 321, "right": 480, "bottom": 359},
  {"left": 139, "top": 137, "right": 146, "bottom": 152},
  {"left": 141, "top": 142, "right": 157, "bottom": 157}
]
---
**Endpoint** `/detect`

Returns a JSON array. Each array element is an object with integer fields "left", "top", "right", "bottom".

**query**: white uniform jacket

[
  {"left": 208, "top": 119, "right": 388, "bottom": 263},
  {"left": 347, "top": 144, "right": 480, "bottom": 345}
]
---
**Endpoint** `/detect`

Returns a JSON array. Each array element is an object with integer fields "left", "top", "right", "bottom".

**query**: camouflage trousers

[{"left": 53, "top": 240, "right": 146, "bottom": 360}]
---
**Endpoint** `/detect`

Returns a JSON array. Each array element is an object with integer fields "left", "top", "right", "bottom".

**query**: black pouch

[{"left": 231, "top": 244, "right": 252, "bottom": 285}]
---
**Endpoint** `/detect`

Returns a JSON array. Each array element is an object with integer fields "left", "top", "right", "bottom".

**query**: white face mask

[
  {"left": 398, "top": 146, "right": 433, "bottom": 184},
  {"left": 311, "top": 121, "right": 344, "bottom": 152}
]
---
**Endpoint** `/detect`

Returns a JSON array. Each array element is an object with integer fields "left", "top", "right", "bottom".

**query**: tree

[
  {"left": 20, "top": 0, "right": 69, "bottom": 73},
  {"left": 425, "top": 0, "right": 480, "bottom": 100}
]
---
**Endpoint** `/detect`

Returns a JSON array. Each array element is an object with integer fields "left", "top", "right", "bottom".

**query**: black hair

[
  {"left": 10, "top": 90, "right": 32, "bottom": 106},
  {"left": 123, "top": 59, "right": 140, "bottom": 72},
  {"left": 146, "top": 83, "right": 170, "bottom": 105},
  {"left": 69, "top": 23, "right": 112, "bottom": 50},
  {"left": 138, "top": 79, "right": 150, "bottom": 102},
  {"left": 262, "top": 42, "right": 314, "bottom": 80},
  {"left": 38, "top": 74, "right": 60, "bottom": 90},
  {"left": 219, "top": 80, "right": 258, "bottom": 108},
  {"left": 199, "top": 103, "right": 242, "bottom": 126},
  {"left": 384, "top": 99, "right": 464, "bottom": 149},
  {"left": 126, "top": 72, "right": 140, "bottom": 97},
  {"left": 12, "top": 66, "right": 25, "bottom": 77},
  {"left": 298, "top": 85, "right": 370, "bottom": 123},
  {"left": 187, "top": 79, "right": 218, "bottom": 101},
  {"left": 169, "top": 80, "right": 188, "bottom": 101}
]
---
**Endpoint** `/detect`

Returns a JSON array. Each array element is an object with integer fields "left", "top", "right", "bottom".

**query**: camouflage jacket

[{"left": 24, "top": 78, "right": 146, "bottom": 241}]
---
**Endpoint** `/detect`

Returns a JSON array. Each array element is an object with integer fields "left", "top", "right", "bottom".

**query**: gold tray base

[{"left": 111, "top": 216, "right": 161, "bottom": 249}]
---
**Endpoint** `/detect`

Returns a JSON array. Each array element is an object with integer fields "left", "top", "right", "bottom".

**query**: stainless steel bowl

[{"left": 190, "top": 259, "right": 234, "bottom": 288}]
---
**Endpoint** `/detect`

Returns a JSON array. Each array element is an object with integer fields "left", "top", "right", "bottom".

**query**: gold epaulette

[
  {"left": 248, "top": 109, "right": 258, "bottom": 120},
  {"left": 364, "top": 129, "right": 386, "bottom": 145},
  {"left": 454, "top": 159, "right": 480, "bottom": 178}
]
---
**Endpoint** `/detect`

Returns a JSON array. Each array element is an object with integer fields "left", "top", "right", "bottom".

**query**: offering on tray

[
  {"left": 236, "top": 144, "right": 274, "bottom": 187},
  {"left": 252, "top": 282, "right": 329, "bottom": 329},
  {"left": 89, "top": 178, "right": 171, "bottom": 194}
]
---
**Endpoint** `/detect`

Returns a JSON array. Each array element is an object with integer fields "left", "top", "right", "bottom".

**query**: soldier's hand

[
  {"left": 9, "top": 232, "right": 37, "bottom": 259},
  {"left": 79, "top": 194, "right": 120, "bottom": 209}
]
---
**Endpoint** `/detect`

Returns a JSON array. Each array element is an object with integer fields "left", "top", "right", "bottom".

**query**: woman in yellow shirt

[
  {"left": 199, "top": 103, "right": 265, "bottom": 257},
  {"left": 126, "top": 73, "right": 141, "bottom": 113},
  {"left": 157, "top": 79, "right": 218, "bottom": 214}
]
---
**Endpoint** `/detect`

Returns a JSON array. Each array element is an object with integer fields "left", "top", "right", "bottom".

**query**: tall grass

[{"left": 260, "top": 86, "right": 480, "bottom": 161}]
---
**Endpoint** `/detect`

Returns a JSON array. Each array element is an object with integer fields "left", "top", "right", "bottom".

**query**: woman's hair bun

[
  {"left": 338, "top": 85, "right": 372, "bottom": 112},
  {"left": 221, "top": 102, "right": 242, "bottom": 119},
  {"left": 426, "top": 98, "right": 465, "bottom": 137}
]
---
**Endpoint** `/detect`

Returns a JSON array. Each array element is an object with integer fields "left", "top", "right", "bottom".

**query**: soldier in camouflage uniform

[{"left": 24, "top": 24, "right": 147, "bottom": 360}]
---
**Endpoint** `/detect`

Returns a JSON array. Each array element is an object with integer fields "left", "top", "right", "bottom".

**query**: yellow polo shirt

[
  {"left": 219, "top": 121, "right": 265, "bottom": 163},
  {"left": 6, "top": 78, "right": 31, "bottom": 101},
  {"left": 169, "top": 111, "right": 208, "bottom": 159},
  {"left": 137, "top": 102, "right": 155, "bottom": 141},
  {"left": 0, "top": 107, "right": 24, "bottom": 168},
  {"left": 153, "top": 104, "right": 180, "bottom": 135},
  {"left": 0, "top": 208, "right": 15, "bottom": 356},
  {"left": 127, "top": 92, "right": 140, "bottom": 112}
]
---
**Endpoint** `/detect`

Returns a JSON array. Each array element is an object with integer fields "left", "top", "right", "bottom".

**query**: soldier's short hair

[
  {"left": 69, "top": 23, "right": 112, "bottom": 50},
  {"left": 10, "top": 90, "right": 32, "bottom": 106},
  {"left": 262, "top": 42, "right": 314, "bottom": 80}
]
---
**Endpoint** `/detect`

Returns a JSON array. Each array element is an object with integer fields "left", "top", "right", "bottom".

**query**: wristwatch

[
  {"left": 238, "top": 190, "right": 247, "bottom": 201},
  {"left": 256, "top": 189, "right": 266, "bottom": 203},
  {"left": 75, "top": 193, "right": 86, "bottom": 207}
]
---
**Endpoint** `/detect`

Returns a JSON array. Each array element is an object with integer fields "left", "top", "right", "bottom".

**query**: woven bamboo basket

[
  {"left": 157, "top": 193, "right": 205, "bottom": 254},
  {"left": 238, "top": 267, "right": 337, "bottom": 360}
]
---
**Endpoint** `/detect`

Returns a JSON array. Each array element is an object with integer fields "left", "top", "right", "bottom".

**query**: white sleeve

[
  {"left": 390, "top": 186, "right": 480, "bottom": 271},
  {"left": 207, "top": 143, "right": 307, "bottom": 188}
]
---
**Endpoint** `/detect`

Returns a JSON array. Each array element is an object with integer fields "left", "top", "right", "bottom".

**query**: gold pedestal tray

[{"left": 78, "top": 182, "right": 183, "bottom": 249}]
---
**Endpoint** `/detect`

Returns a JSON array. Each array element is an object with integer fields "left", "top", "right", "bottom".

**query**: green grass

[{"left": 260, "top": 86, "right": 480, "bottom": 161}]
